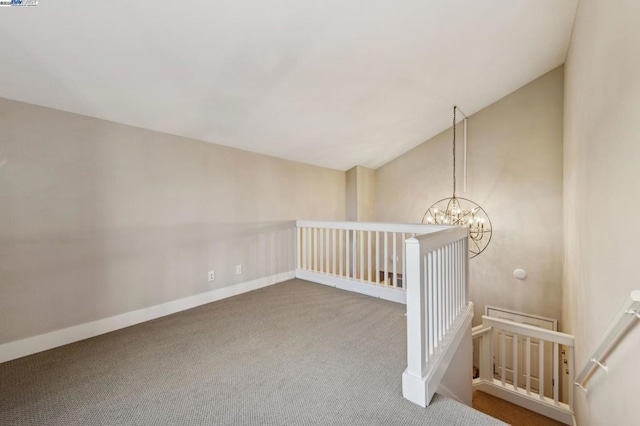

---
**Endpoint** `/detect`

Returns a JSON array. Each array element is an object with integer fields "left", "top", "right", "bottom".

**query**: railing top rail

[
  {"left": 296, "top": 220, "right": 457, "bottom": 234},
  {"left": 482, "top": 315, "right": 575, "bottom": 347},
  {"left": 404, "top": 226, "right": 468, "bottom": 255},
  {"left": 471, "top": 325, "right": 492, "bottom": 338},
  {"left": 413, "top": 225, "right": 468, "bottom": 248}
]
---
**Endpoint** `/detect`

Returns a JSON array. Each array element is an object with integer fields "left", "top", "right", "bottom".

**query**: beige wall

[
  {"left": 346, "top": 167, "right": 358, "bottom": 220},
  {"left": 0, "top": 98, "right": 345, "bottom": 344},
  {"left": 376, "top": 67, "right": 564, "bottom": 324},
  {"left": 346, "top": 165, "right": 376, "bottom": 221},
  {"left": 563, "top": 0, "right": 640, "bottom": 424},
  {"left": 356, "top": 166, "right": 376, "bottom": 222}
]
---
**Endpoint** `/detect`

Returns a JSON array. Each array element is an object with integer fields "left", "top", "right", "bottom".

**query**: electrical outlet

[
  {"left": 208, "top": 271, "right": 215, "bottom": 282},
  {"left": 235, "top": 264, "right": 242, "bottom": 275}
]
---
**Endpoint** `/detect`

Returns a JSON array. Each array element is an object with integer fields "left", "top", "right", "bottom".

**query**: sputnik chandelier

[{"left": 421, "top": 106, "right": 492, "bottom": 258}]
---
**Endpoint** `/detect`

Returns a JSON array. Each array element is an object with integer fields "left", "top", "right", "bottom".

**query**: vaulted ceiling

[{"left": 0, "top": 0, "right": 577, "bottom": 170}]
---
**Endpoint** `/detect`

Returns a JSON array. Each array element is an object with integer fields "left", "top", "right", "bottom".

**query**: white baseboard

[
  {"left": 295, "top": 269, "right": 406, "bottom": 304},
  {"left": 0, "top": 271, "right": 295, "bottom": 363}
]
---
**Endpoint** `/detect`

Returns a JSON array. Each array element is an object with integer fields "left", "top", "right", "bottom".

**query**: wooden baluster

[
  {"left": 569, "top": 346, "right": 575, "bottom": 410},
  {"left": 313, "top": 228, "right": 318, "bottom": 271},
  {"left": 501, "top": 330, "right": 506, "bottom": 386},
  {"left": 325, "top": 228, "right": 329, "bottom": 274},
  {"left": 526, "top": 336, "right": 531, "bottom": 395},
  {"left": 427, "top": 251, "right": 434, "bottom": 355},
  {"left": 375, "top": 231, "right": 380, "bottom": 284},
  {"left": 392, "top": 232, "right": 397, "bottom": 288},
  {"left": 332, "top": 228, "right": 336, "bottom": 275},
  {"left": 384, "top": 232, "right": 388, "bottom": 286},
  {"left": 539, "top": 340, "right": 545, "bottom": 400},
  {"left": 359, "top": 230, "right": 364, "bottom": 281},
  {"left": 296, "top": 226, "right": 301, "bottom": 269},
  {"left": 345, "top": 230, "right": 350, "bottom": 278},
  {"left": 352, "top": 230, "right": 357, "bottom": 279},
  {"left": 513, "top": 333, "right": 519, "bottom": 390},
  {"left": 447, "top": 243, "right": 452, "bottom": 326},
  {"left": 553, "top": 342, "right": 559, "bottom": 405},
  {"left": 368, "top": 230, "right": 372, "bottom": 283},
  {"left": 438, "top": 247, "right": 444, "bottom": 342},
  {"left": 301, "top": 228, "right": 307, "bottom": 270},
  {"left": 319, "top": 228, "right": 324, "bottom": 273},
  {"left": 402, "top": 232, "right": 406, "bottom": 288},
  {"left": 339, "top": 229, "right": 343, "bottom": 277}
]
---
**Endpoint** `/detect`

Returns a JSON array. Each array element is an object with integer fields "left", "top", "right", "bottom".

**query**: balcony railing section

[
  {"left": 296, "top": 221, "right": 472, "bottom": 408},
  {"left": 295, "top": 221, "right": 445, "bottom": 303}
]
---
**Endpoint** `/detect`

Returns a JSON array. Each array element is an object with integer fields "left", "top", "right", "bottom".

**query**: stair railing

[
  {"left": 402, "top": 226, "right": 472, "bottom": 407},
  {"left": 472, "top": 316, "right": 575, "bottom": 425}
]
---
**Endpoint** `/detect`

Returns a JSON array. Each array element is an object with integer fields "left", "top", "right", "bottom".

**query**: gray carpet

[{"left": 0, "top": 279, "right": 505, "bottom": 425}]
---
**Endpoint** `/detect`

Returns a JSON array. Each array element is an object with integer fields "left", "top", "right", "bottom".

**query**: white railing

[
  {"left": 472, "top": 316, "right": 575, "bottom": 425},
  {"left": 296, "top": 221, "right": 473, "bottom": 407},
  {"left": 574, "top": 290, "right": 640, "bottom": 391},
  {"left": 401, "top": 226, "right": 473, "bottom": 407},
  {"left": 295, "top": 220, "right": 446, "bottom": 304}
]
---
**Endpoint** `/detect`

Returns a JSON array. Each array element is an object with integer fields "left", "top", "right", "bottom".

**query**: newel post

[
  {"left": 479, "top": 319, "right": 493, "bottom": 382},
  {"left": 402, "top": 237, "right": 428, "bottom": 405}
]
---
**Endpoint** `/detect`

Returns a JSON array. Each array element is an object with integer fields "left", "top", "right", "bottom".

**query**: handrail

[
  {"left": 295, "top": 220, "right": 453, "bottom": 234},
  {"left": 471, "top": 325, "right": 492, "bottom": 338},
  {"left": 481, "top": 316, "right": 575, "bottom": 346},
  {"left": 574, "top": 290, "right": 640, "bottom": 391}
]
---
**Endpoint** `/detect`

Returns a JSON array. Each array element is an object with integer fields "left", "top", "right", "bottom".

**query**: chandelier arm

[{"left": 470, "top": 237, "right": 482, "bottom": 254}]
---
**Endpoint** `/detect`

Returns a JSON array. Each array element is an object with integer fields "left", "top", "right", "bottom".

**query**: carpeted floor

[{"left": 0, "top": 279, "right": 505, "bottom": 425}]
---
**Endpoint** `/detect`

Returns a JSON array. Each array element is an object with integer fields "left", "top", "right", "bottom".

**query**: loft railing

[
  {"left": 472, "top": 316, "right": 575, "bottom": 425},
  {"left": 295, "top": 221, "right": 446, "bottom": 304},
  {"left": 295, "top": 221, "right": 472, "bottom": 408},
  {"left": 574, "top": 290, "right": 640, "bottom": 391},
  {"left": 401, "top": 227, "right": 472, "bottom": 407}
]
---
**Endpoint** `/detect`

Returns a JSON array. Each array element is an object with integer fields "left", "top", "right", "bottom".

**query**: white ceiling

[{"left": 0, "top": 0, "right": 577, "bottom": 171}]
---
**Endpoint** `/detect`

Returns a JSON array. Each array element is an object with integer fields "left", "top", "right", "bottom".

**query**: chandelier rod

[
  {"left": 452, "top": 105, "right": 470, "bottom": 197},
  {"left": 464, "top": 117, "right": 467, "bottom": 193},
  {"left": 455, "top": 107, "right": 469, "bottom": 119},
  {"left": 452, "top": 106, "right": 470, "bottom": 194},
  {"left": 453, "top": 106, "right": 457, "bottom": 198}
]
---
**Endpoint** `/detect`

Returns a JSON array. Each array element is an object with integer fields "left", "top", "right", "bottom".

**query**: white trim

[
  {"left": 296, "top": 220, "right": 455, "bottom": 234},
  {"left": 0, "top": 271, "right": 295, "bottom": 363},
  {"left": 485, "top": 305, "right": 558, "bottom": 330},
  {"left": 402, "top": 302, "right": 474, "bottom": 407},
  {"left": 436, "top": 383, "right": 463, "bottom": 404},
  {"left": 295, "top": 269, "right": 406, "bottom": 304},
  {"left": 481, "top": 315, "right": 574, "bottom": 346},
  {"left": 472, "top": 378, "right": 573, "bottom": 425}
]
